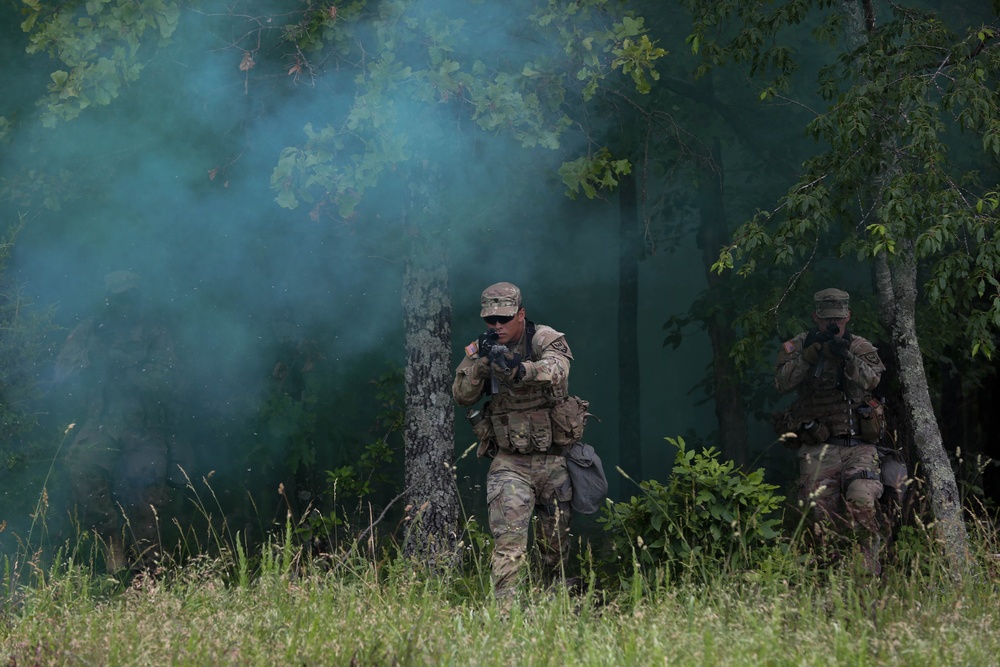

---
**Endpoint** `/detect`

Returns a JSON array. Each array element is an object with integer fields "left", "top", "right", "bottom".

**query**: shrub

[{"left": 600, "top": 436, "right": 784, "bottom": 574}]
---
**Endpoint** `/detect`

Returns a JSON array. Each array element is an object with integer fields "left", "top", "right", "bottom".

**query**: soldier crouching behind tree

[
  {"left": 774, "top": 288, "right": 894, "bottom": 574},
  {"left": 453, "top": 282, "right": 594, "bottom": 603}
]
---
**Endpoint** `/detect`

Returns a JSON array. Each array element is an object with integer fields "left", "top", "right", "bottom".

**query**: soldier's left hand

[
  {"left": 829, "top": 336, "right": 851, "bottom": 359},
  {"left": 491, "top": 351, "right": 524, "bottom": 382}
]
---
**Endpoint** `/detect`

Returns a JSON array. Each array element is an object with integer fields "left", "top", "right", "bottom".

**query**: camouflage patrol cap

[
  {"left": 480, "top": 282, "right": 521, "bottom": 318},
  {"left": 814, "top": 288, "right": 850, "bottom": 318},
  {"left": 104, "top": 270, "right": 141, "bottom": 295}
]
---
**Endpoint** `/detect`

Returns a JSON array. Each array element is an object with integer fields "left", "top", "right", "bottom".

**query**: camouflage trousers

[
  {"left": 797, "top": 442, "right": 884, "bottom": 568},
  {"left": 486, "top": 450, "right": 573, "bottom": 599},
  {"left": 66, "top": 425, "right": 169, "bottom": 569}
]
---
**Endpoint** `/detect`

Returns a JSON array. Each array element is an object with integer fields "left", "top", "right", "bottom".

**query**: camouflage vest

[
  {"left": 788, "top": 342, "right": 865, "bottom": 439},
  {"left": 483, "top": 322, "right": 579, "bottom": 454},
  {"left": 488, "top": 322, "right": 555, "bottom": 415}
]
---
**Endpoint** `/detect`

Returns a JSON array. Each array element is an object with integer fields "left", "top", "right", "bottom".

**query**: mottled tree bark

[
  {"left": 838, "top": 0, "right": 969, "bottom": 574},
  {"left": 401, "top": 240, "right": 460, "bottom": 568},
  {"left": 874, "top": 248, "right": 969, "bottom": 572}
]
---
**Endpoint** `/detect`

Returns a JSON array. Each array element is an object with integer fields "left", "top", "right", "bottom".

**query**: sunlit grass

[
  {"left": 1, "top": 522, "right": 998, "bottom": 666},
  {"left": 3, "top": 465, "right": 999, "bottom": 666}
]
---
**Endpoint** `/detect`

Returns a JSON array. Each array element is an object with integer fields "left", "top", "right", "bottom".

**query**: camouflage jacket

[
  {"left": 775, "top": 330, "right": 885, "bottom": 438},
  {"left": 452, "top": 323, "right": 572, "bottom": 414},
  {"left": 55, "top": 316, "right": 179, "bottom": 438}
]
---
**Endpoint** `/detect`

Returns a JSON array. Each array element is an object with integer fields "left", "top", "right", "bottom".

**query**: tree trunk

[
  {"left": 696, "top": 116, "right": 748, "bottom": 467},
  {"left": 401, "top": 239, "right": 460, "bottom": 568},
  {"left": 874, "top": 247, "right": 969, "bottom": 572},
  {"left": 841, "top": 0, "right": 970, "bottom": 574},
  {"left": 618, "top": 171, "right": 642, "bottom": 481}
]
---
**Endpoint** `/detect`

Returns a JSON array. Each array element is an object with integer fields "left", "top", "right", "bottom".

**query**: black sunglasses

[{"left": 483, "top": 314, "right": 514, "bottom": 325}]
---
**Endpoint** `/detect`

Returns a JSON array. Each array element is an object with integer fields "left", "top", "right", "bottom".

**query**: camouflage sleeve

[
  {"left": 452, "top": 353, "right": 486, "bottom": 406},
  {"left": 842, "top": 336, "right": 884, "bottom": 391},
  {"left": 54, "top": 320, "right": 96, "bottom": 383},
  {"left": 774, "top": 333, "right": 810, "bottom": 394},
  {"left": 519, "top": 335, "right": 571, "bottom": 387}
]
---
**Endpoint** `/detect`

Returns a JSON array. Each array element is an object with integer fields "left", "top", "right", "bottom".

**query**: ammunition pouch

[
  {"left": 468, "top": 403, "right": 498, "bottom": 458},
  {"left": 856, "top": 398, "right": 887, "bottom": 444},
  {"left": 772, "top": 408, "right": 829, "bottom": 447},
  {"left": 491, "top": 408, "right": 553, "bottom": 454},
  {"left": 550, "top": 395, "right": 590, "bottom": 446}
]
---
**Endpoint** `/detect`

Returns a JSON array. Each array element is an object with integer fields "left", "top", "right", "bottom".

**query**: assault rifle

[
  {"left": 811, "top": 322, "right": 841, "bottom": 378},
  {"left": 478, "top": 329, "right": 517, "bottom": 393}
]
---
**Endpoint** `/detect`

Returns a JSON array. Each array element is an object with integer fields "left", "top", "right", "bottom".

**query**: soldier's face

[
  {"left": 812, "top": 312, "right": 851, "bottom": 337},
  {"left": 105, "top": 288, "right": 141, "bottom": 321},
  {"left": 484, "top": 308, "right": 525, "bottom": 345}
]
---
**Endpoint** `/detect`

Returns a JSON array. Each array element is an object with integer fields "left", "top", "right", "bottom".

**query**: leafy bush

[{"left": 600, "top": 437, "right": 784, "bottom": 574}]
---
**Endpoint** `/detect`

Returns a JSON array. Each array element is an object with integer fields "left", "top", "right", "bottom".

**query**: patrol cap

[
  {"left": 480, "top": 282, "right": 521, "bottom": 318},
  {"left": 814, "top": 288, "right": 850, "bottom": 318},
  {"left": 104, "top": 270, "right": 141, "bottom": 295}
]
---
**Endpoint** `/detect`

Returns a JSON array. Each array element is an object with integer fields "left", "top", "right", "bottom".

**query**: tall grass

[
  {"left": 2, "top": 499, "right": 999, "bottom": 666},
  {"left": 3, "top": 456, "right": 1000, "bottom": 666}
]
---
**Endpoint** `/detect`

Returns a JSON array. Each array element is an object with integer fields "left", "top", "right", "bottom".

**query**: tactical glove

[
  {"left": 471, "top": 355, "right": 492, "bottom": 379},
  {"left": 490, "top": 350, "right": 524, "bottom": 382},
  {"left": 828, "top": 336, "right": 851, "bottom": 360},
  {"left": 805, "top": 324, "right": 838, "bottom": 348},
  {"left": 492, "top": 360, "right": 525, "bottom": 383},
  {"left": 801, "top": 342, "right": 823, "bottom": 365}
]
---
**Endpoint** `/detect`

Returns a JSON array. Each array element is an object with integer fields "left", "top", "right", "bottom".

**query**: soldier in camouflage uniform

[
  {"left": 453, "top": 282, "right": 578, "bottom": 600},
  {"left": 775, "top": 288, "right": 889, "bottom": 572},
  {"left": 55, "top": 271, "right": 179, "bottom": 571}
]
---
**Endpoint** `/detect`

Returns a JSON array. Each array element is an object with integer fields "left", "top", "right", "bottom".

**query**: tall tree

[{"left": 698, "top": 0, "right": 1000, "bottom": 573}]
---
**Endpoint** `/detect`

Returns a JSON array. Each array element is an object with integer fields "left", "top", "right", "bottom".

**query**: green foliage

[
  {"left": 269, "top": 0, "right": 666, "bottom": 222},
  {"left": 19, "top": 0, "right": 180, "bottom": 126},
  {"left": 600, "top": 436, "right": 784, "bottom": 575},
  {"left": 698, "top": 1, "right": 1000, "bottom": 364},
  {"left": 296, "top": 366, "right": 404, "bottom": 544},
  {"left": 559, "top": 146, "right": 632, "bottom": 199}
]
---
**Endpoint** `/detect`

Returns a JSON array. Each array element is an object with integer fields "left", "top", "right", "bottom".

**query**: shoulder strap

[{"left": 525, "top": 320, "right": 536, "bottom": 360}]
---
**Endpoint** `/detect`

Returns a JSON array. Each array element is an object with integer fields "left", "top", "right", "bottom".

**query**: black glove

[
  {"left": 805, "top": 323, "right": 839, "bottom": 348},
  {"left": 828, "top": 336, "right": 851, "bottom": 359},
  {"left": 490, "top": 349, "right": 524, "bottom": 382}
]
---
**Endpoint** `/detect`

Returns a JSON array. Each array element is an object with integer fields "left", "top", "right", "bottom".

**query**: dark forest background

[{"left": 0, "top": 0, "right": 997, "bottom": 560}]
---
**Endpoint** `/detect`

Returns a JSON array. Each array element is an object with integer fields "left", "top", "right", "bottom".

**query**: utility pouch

[
  {"left": 492, "top": 409, "right": 553, "bottom": 454},
  {"left": 468, "top": 404, "right": 498, "bottom": 458},
  {"left": 550, "top": 395, "right": 591, "bottom": 446},
  {"left": 799, "top": 419, "right": 830, "bottom": 445},
  {"left": 857, "top": 398, "right": 886, "bottom": 443},
  {"left": 772, "top": 408, "right": 828, "bottom": 447},
  {"left": 563, "top": 442, "right": 608, "bottom": 514}
]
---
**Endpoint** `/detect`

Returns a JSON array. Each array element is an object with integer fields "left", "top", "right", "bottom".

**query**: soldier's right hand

[{"left": 801, "top": 341, "right": 823, "bottom": 365}]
